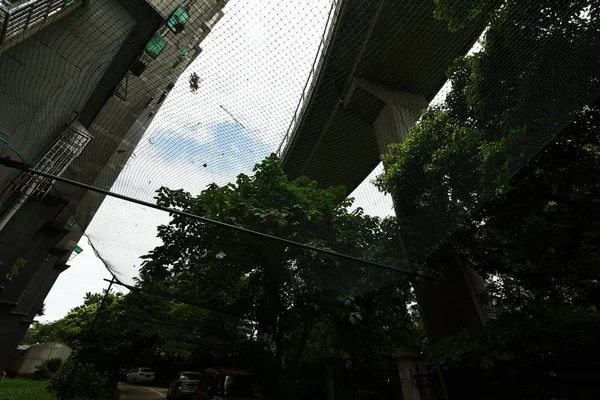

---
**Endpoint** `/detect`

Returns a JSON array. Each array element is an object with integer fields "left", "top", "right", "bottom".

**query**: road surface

[{"left": 119, "top": 382, "right": 168, "bottom": 399}]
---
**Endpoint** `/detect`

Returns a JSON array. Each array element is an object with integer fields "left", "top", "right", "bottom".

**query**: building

[
  {"left": 7, "top": 342, "right": 72, "bottom": 377},
  {"left": 0, "top": 0, "right": 228, "bottom": 371}
]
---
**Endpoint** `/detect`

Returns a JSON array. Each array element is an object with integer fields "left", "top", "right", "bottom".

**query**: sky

[
  {"left": 41, "top": 0, "right": 397, "bottom": 322},
  {"left": 40, "top": 0, "right": 489, "bottom": 322}
]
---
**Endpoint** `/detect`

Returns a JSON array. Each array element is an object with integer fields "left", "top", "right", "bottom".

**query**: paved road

[{"left": 118, "top": 382, "right": 168, "bottom": 399}]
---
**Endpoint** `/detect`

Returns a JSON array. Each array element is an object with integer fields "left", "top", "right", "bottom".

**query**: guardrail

[
  {"left": 276, "top": 0, "right": 343, "bottom": 156},
  {"left": 0, "top": 0, "right": 78, "bottom": 45}
]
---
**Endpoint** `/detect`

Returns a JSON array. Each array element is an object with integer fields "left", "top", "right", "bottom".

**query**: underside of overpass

[
  {"left": 281, "top": 0, "right": 486, "bottom": 192},
  {"left": 279, "top": 0, "right": 491, "bottom": 343}
]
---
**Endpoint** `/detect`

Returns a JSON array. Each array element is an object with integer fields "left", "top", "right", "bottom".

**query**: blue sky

[
  {"left": 150, "top": 122, "right": 271, "bottom": 173},
  {"left": 41, "top": 0, "right": 395, "bottom": 322}
]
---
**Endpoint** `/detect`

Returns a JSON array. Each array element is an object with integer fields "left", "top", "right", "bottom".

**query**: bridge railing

[
  {"left": 0, "top": 0, "right": 79, "bottom": 46},
  {"left": 276, "top": 0, "right": 343, "bottom": 157}
]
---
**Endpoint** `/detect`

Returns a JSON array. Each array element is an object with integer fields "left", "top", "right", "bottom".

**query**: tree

[
  {"left": 23, "top": 292, "right": 162, "bottom": 380},
  {"left": 137, "top": 155, "right": 415, "bottom": 380},
  {"left": 21, "top": 321, "right": 61, "bottom": 345},
  {"left": 48, "top": 359, "right": 117, "bottom": 400},
  {"left": 53, "top": 292, "right": 162, "bottom": 376},
  {"left": 429, "top": 107, "right": 600, "bottom": 398},
  {"left": 377, "top": 0, "right": 600, "bottom": 397}
]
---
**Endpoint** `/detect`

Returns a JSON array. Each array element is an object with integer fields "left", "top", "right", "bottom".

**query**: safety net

[{"left": 0, "top": 0, "right": 599, "bottom": 398}]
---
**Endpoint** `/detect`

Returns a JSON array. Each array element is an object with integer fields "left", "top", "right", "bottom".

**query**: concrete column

[
  {"left": 395, "top": 349, "right": 435, "bottom": 400},
  {"left": 353, "top": 77, "right": 487, "bottom": 341},
  {"left": 347, "top": 77, "right": 428, "bottom": 156},
  {"left": 0, "top": 260, "right": 69, "bottom": 373},
  {"left": 0, "top": 255, "right": 69, "bottom": 371},
  {"left": 416, "top": 262, "right": 487, "bottom": 342},
  {"left": 0, "top": 194, "right": 69, "bottom": 372}
]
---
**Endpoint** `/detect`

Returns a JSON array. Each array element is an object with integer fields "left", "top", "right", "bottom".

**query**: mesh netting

[{"left": 1, "top": 0, "right": 599, "bottom": 398}]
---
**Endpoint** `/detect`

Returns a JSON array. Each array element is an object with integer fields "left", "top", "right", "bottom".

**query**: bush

[
  {"left": 34, "top": 357, "right": 63, "bottom": 380},
  {"left": 48, "top": 359, "right": 117, "bottom": 400},
  {"left": 0, "top": 378, "right": 55, "bottom": 400}
]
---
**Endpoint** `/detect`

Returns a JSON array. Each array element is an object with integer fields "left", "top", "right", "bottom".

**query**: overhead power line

[
  {"left": 0, "top": 157, "right": 433, "bottom": 279},
  {"left": 104, "top": 278, "right": 250, "bottom": 320}
]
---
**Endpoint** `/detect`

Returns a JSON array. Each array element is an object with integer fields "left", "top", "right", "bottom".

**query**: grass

[{"left": 0, "top": 378, "right": 56, "bottom": 400}]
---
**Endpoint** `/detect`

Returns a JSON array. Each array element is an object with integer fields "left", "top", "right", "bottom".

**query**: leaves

[
  {"left": 23, "top": 292, "right": 162, "bottom": 375},
  {"left": 380, "top": 1, "right": 600, "bottom": 397},
  {"left": 137, "top": 154, "right": 417, "bottom": 369}
]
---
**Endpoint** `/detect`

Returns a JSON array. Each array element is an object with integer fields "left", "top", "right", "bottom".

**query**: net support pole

[
  {"left": 65, "top": 275, "right": 116, "bottom": 399},
  {"left": 0, "top": 156, "right": 435, "bottom": 279}
]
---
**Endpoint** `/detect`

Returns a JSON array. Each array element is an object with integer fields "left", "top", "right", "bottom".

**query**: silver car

[{"left": 167, "top": 371, "right": 202, "bottom": 399}]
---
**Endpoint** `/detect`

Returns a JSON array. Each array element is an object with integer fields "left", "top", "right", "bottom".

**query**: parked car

[
  {"left": 127, "top": 367, "right": 155, "bottom": 384},
  {"left": 168, "top": 371, "right": 202, "bottom": 399},
  {"left": 193, "top": 367, "right": 265, "bottom": 400},
  {"left": 118, "top": 367, "right": 133, "bottom": 382}
]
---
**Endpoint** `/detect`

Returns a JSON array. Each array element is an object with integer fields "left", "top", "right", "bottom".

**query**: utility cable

[{"left": 0, "top": 157, "right": 436, "bottom": 280}]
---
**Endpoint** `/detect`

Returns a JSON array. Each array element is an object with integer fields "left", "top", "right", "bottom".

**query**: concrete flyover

[
  {"left": 280, "top": 0, "right": 491, "bottom": 346},
  {"left": 281, "top": 0, "right": 486, "bottom": 193}
]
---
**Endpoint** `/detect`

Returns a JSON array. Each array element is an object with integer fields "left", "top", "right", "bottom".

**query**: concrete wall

[
  {"left": 0, "top": 193, "right": 70, "bottom": 371},
  {"left": 0, "top": 0, "right": 138, "bottom": 372},
  {"left": 59, "top": 0, "right": 228, "bottom": 230},
  {"left": 148, "top": 0, "right": 186, "bottom": 17},
  {"left": 0, "top": 0, "right": 137, "bottom": 188},
  {"left": 0, "top": 0, "right": 228, "bottom": 373}
]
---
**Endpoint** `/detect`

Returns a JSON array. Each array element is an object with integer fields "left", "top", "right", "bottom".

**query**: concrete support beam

[
  {"left": 326, "top": 358, "right": 350, "bottom": 400},
  {"left": 0, "top": 258, "right": 69, "bottom": 373},
  {"left": 350, "top": 78, "right": 488, "bottom": 342},
  {"left": 348, "top": 77, "right": 428, "bottom": 155},
  {"left": 0, "top": 195, "right": 69, "bottom": 372},
  {"left": 395, "top": 348, "right": 435, "bottom": 400},
  {"left": 416, "top": 262, "right": 487, "bottom": 343}
]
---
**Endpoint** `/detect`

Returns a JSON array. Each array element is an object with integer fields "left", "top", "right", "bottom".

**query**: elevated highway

[{"left": 281, "top": 0, "right": 486, "bottom": 192}]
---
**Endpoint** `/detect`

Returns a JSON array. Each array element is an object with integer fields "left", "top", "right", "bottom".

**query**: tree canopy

[
  {"left": 23, "top": 292, "right": 161, "bottom": 375},
  {"left": 136, "top": 155, "right": 418, "bottom": 386},
  {"left": 376, "top": 0, "right": 600, "bottom": 397}
]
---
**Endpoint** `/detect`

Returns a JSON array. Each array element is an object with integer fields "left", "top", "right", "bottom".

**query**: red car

[{"left": 192, "top": 367, "right": 266, "bottom": 400}]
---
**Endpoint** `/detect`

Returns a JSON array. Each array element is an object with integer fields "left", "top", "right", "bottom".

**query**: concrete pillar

[
  {"left": 352, "top": 77, "right": 488, "bottom": 341},
  {"left": 0, "top": 259, "right": 70, "bottom": 373},
  {"left": 326, "top": 358, "right": 350, "bottom": 400},
  {"left": 395, "top": 349, "right": 435, "bottom": 400},
  {"left": 347, "top": 77, "right": 428, "bottom": 155},
  {"left": 0, "top": 194, "right": 69, "bottom": 372}
]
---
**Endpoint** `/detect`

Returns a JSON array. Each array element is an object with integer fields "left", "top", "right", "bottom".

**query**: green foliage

[
  {"left": 23, "top": 291, "right": 162, "bottom": 397},
  {"left": 380, "top": 0, "right": 600, "bottom": 263},
  {"left": 34, "top": 358, "right": 63, "bottom": 381},
  {"left": 434, "top": 306, "right": 600, "bottom": 398},
  {"left": 21, "top": 322, "right": 61, "bottom": 345},
  {"left": 0, "top": 378, "right": 56, "bottom": 400},
  {"left": 52, "top": 292, "right": 161, "bottom": 374},
  {"left": 378, "top": 110, "right": 487, "bottom": 259},
  {"left": 48, "top": 359, "right": 117, "bottom": 400},
  {"left": 1, "top": 258, "right": 26, "bottom": 284},
  {"left": 380, "top": 0, "right": 600, "bottom": 397},
  {"left": 138, "top": 154, "right": 416, "bottom": 373},
  {"left": 434, "top": 0, "right": 499, "bottom": 31}
]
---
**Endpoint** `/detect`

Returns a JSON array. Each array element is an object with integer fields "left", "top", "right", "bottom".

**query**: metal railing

[
  {"left": 15, "top": 121, "right": 92, "bottom": 199},
  {"left": 0, "top": 0, "right": 78, "bottom": 45},
  {"left": 276, "top": 0, "right": 343, "bottom": 156}
]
